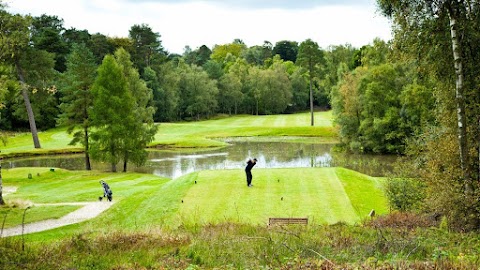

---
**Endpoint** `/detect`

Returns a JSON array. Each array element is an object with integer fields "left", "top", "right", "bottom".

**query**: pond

[{"left": 2, "top": 140, "right": 399, "bottom": 178}]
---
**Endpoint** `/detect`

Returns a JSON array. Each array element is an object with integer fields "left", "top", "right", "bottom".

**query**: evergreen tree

[
  {"left": 114, "top": 48, "right": 157, "bottom": 172},
  {"left": 58, "top": 43, "right": 97, "bottom": 170},
  {"left": 296, "top": 39, "right": 324, "bottom": 126},
  {"left": 89, "top": 55, "right": 133, "bottom": 172}
]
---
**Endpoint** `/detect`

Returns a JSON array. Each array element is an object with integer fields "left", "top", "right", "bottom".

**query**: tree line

[{"left": 0, "top": 4, "right": 383, "bottom": 133}]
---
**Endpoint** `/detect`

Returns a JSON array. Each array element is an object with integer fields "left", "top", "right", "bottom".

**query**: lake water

[{"left": 2, "top": 140, "right": 398, "bottom": 178}]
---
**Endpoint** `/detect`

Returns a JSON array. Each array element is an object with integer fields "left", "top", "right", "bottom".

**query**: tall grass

[{"left": 2, "top": 222, "right": 480, "bottom": 269}]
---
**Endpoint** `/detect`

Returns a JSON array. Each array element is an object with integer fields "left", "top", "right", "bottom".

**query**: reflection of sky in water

[
  {"left": 148, "top": 143, "right": 333, "bottom": 179},
  {"left": 4, "top": 141, "right": 395, "bottom": 178}
]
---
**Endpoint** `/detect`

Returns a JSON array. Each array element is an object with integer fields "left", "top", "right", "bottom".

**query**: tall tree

[
  {"left": 184, "top": 45, "right": 212, "bottom": 67},
  {"left": 114, "top": 48, "right": 157, "bottom": 172},
  {"left": 178, "top": 63, "right": 218, "bottom": 120},
  {"left": 90, "top": 55, "right": 134, "bottom": 172},
  {"left": 148, "top": 63, "right": 179, "bottom": 122},
  {"left": 30, "top": 14, "right": 69, "bottom": 72},
  {"left": 88, "top": 33, "right": 115, "bottom": 64},
  {"left": 58, "top": 43, "right": 97, "bottom": 170},
  {"left": 321, "top": 44, "right": 357, "bottom": 101},
  {"left": 273, "top": 40, "right": 299, "bottom": 62},
  {"left": 228, "top": 58, "right": 251, "bottom": 113},
  {"left": 129, "top": 23, "right": 165, "bottom": 72},
  {"left": 331, "top": 66, "right": 366, "bottom": 151},
  {"left": 0, "top": 55, "right": 10, "bottom": 205},
  {"left": 245, "top": 66, "right": 262, "bottom": 115},
  {"left": 62, "top": 27, "right": 91, "bottom": 47},
  {"left": 210, "top": 42, "right": 246, "bottom": 67},
  {"left": 289, "top": 67, "right": 309, "bottom": 112},
  {"left": 242, "top": 45, "right": 272, "bottom": 66},
  {"left": 378, "top": 0, "right": 480, "bottom": 229},
  {"left": 258, "top": 62, "right": 292, "bottom": 114},
  {"left": 296, "top": 39, "right": 324, "bottom": 126},
  {"left": 0, "top": 8, "right": 53, "bottom": 148},
  {"left": 218, "top": 72, "right": 242, "bottom": 115}
]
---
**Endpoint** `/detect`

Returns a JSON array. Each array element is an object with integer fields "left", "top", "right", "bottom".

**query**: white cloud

[{"left": 6, "top": 0, "right": 392, "bottom": 54}]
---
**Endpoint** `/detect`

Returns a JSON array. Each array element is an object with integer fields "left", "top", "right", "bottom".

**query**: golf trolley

[{"left": 99, "top": 180, "right": 113, "bottom": 201}]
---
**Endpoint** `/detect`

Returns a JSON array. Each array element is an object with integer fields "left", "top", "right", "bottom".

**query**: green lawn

[
  {"left": 1, "top": 111, "right": 337, "bottom": 157},
  {"left": 173, "top": 167, "right": 387, "bottom": 226},
  {"left": 154, "top": 111, "right": 337, "bottom": 148},
  {"left": 2, "top": 166, "right": 387, "bottom": 240},
  {"left": 0, "top": 205, "right": 81, "bottom": 229}
]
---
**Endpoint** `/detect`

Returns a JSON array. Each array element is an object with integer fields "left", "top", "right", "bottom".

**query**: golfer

[{"left": 245, "top": 158, "right": 257, "bottom": 187}]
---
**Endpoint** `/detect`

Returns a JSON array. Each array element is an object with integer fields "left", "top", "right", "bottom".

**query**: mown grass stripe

[{"left": 174, "top": 167, "right": 381, "bottom": 226}]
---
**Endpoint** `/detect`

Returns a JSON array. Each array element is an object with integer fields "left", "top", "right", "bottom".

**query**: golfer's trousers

[{"left": 245, "top": 170, "right": 252, "bottom": 186}]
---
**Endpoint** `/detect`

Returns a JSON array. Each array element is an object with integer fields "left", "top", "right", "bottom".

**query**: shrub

[
  {"left": 366, "top": 211, "right": 438, "bottom": 229},
  {"left": 385, "top": 177, "right": 426, "bottom": 212}
]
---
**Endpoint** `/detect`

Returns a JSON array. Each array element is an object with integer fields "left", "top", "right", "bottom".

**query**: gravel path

[
  {"left": 1, "top": 188, "right": 115, "bottom": 237},
  {"left": 3, "top": 186, "right": 17, "bottom": 196}
]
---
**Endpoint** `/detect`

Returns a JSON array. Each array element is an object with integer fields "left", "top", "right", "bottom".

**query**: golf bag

[{"left": 99, "top": 180, "right": 113, "bottom": 201}]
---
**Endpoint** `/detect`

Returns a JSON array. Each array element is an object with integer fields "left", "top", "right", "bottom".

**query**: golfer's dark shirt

[{"left": 245, "top": 160, "right": 256, "bottom": 172}]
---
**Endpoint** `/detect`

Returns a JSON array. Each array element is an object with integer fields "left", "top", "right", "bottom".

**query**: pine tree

[{"left": 58, "top": 43, "right": 97, "bottom": 170}]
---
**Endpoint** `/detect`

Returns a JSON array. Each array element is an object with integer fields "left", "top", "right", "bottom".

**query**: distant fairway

[
  {"left": 1, "top": 111, "right": 337, "bottom": 157},
  {"left": 153, "top": 111, "right": 337, "bottom": 148}
]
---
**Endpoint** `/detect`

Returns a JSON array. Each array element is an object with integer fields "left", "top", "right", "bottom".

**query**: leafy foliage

[{"left": 385, "top": 177, "right": 426, "bottom": 212}]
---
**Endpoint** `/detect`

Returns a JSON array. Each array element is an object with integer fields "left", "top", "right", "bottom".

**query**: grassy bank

[
  {"left": 0, "top": 111, "right": 337, "bottom": 157},
  {"left": 2, "top": 221, "right": 480, "bottom": 269}
]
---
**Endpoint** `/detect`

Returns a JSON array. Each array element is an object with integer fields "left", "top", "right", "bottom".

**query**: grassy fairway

[
  {"left": 2, "top": 166, "right": 387, "bottom": 239},
  {"left": 154, "top": 111, "right": 337, "bottom": 148},
  {"left": 173, "top": 167, "right": 387, "bottom": 226},
  {"left": 1, "top": 167, "right": 169, "bottom": 235},
  {"left": 0, "top": 111, "right": 337, "bottom": 157}
]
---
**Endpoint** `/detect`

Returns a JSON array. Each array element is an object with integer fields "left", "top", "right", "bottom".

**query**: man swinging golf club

[{"left": 245, "top": 158, "right": 257, "bottom": 187}]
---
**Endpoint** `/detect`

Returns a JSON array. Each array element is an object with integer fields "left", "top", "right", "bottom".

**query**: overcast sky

[{"left": 5, "top": 0, "right": 392, "bottom": 54}]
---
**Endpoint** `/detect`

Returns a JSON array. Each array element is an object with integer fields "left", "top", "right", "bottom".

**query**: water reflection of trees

[{"left": 4, "top": 142, "right": 398, "bottom": 178}]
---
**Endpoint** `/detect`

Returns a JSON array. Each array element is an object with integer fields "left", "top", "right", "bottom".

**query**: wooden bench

[{"left": 268, "top": 217, "right": 308, "bottom": 226}]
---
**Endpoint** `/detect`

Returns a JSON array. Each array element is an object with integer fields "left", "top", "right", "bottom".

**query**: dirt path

[{"left": 1, "top": 199, "right": 115, "bottom": 238}]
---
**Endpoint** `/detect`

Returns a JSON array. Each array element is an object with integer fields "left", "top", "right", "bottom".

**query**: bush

[
  {"left": 366, "top": 211, "right": 438, "bottom": 229},
  {"left": 385, "top": 177, "right": 426, "bottom": 212}
]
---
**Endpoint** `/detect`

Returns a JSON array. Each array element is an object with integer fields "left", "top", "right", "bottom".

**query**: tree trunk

[
  {"left": 84, "top": 127, "right": 91, "bottom": 170},
  {"left": 111, "top": 163, "right": 117, "bottom": 172},
  {"left": 15, "top": 62, "right": 41, "bottom": 149},
  {"left": 448, "top": 10, "right": 469, "bottom": 185},
  {"left": 310, "top": 78, "right": 314, "bottom": 126},
  {"left": 123, "top": 152, "right": 128, "bottom": 172},
  {"left": 0, "top": 162, "right": 4, "bottom": 205}
]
